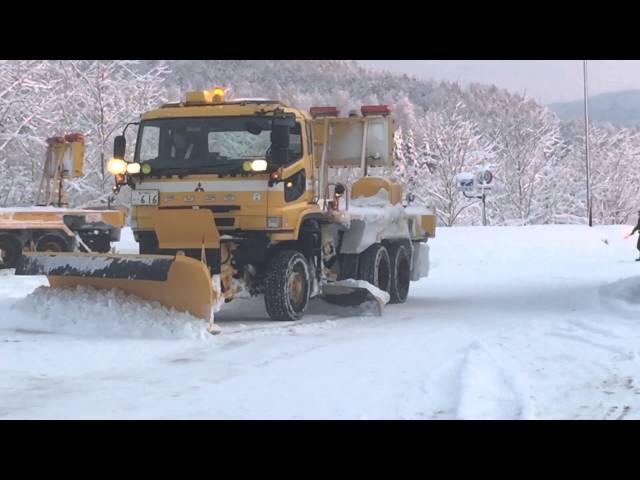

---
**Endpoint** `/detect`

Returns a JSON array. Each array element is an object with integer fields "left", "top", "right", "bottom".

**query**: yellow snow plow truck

[
  {"left": 16, "top": 88, "right": 436, "bottom": 330},
  {"left": 1, "top": 133, "right": 124, "bottom": 269}
]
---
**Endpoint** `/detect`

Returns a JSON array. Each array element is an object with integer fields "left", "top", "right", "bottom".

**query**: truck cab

[{"left": 115, "top": 93, "right": 320, "bottom": 248}]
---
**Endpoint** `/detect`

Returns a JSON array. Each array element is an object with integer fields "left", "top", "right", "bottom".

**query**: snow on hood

[{"left": 7, "top": 285, "right": 213, "bottom": 340}]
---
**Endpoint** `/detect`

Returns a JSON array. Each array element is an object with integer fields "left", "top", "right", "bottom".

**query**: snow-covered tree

[
  {"left": 411, "top": 104, "right": 495, "bottom": 226},
  {"left": 0, "top": 60, "right": 62, "bottom": 206},
  {"left": 3, "top": 59, "right": 640, "bottom": 227},
  {"left": 47, "top": 60, "right": 169, "bottom": 206}
]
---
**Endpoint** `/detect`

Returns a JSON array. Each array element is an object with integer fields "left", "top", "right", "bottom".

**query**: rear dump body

[{"left": 13, "top": 91, "right": 437, "bottom": 327}]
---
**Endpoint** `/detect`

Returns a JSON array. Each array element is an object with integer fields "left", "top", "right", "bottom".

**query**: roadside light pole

[{"left": 583, "top": 60, "right": 593, "bottom": 227}]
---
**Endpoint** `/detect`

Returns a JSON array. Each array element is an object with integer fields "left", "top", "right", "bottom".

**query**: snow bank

[
  {"left": 600, "top": 276, "right": 640, "bottom": 318},
  {"left": 432, "top": 224, "right": 628, "bottom": 266},
  {"left": 6, "top": 285, "right": 212, "bottom": 340}
]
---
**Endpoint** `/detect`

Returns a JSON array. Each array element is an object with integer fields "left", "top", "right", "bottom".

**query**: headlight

[
  {"left": 251, "top": 159, "right": 268, "bottom": 172},
  {"left": 267, "top": 217, "right": 282, "bottom": 229},
  {"left": 141, "top": 163, "right": 152, "bottom": 174},
  {"left": 126, "top": 162, "right": 141, "bottom": 174},
  {"left": 107, "top": 158, "right": 127, "bottom": 175}
]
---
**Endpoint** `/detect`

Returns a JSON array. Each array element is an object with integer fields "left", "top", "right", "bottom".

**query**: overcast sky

[{"left": 357, "top": 61, "right": 640, "bottom": 104}]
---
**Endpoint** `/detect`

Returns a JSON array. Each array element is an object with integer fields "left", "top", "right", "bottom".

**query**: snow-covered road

[{"left": 2, "top": 225, "right": 640, "bottom": 419}]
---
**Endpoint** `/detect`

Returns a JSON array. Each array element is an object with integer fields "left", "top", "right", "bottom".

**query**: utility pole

[
  {"left": 583, "top": 60, "right": 593, "bottom": 227},
  {"left": 481, "top": 192, "right": 487, "bottom": 226}
]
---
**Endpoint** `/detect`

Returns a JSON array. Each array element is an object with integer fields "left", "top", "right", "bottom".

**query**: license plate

[{"left": 132, "top": 189, "right": 159, "bottom": 206}]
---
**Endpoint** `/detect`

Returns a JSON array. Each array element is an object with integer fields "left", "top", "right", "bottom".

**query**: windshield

[{"left": 134, "top": 116, "right": 303, "bottom": 175}]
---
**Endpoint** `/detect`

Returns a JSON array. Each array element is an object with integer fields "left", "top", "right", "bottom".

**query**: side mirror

[
  {"left": 271, "top": 125, "right": 290, "bottom": 166},
  {"left": 113, "top": 135, "right": 126, "bottom": 160},
  {"left": 270, "top": 112, "right": 296, "bottom": 166},
  {"left": 271, "top": 148, "right": 288, "bottom": 167},
  {"left": 271, "top": 125, "right": 290, "bottom": 150}
]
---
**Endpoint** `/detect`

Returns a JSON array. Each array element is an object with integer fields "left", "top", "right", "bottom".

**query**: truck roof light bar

[{"left": 310, "top": 106, "right": 340, "bottom": 118}]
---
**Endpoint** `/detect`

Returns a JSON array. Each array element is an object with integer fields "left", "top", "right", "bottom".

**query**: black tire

[
  {"left": 35, "top": 234, "right": 72, "bottom": 252},
  {"left": 0, "top": 233, "right": 23, "bottom": 269},
  {"left": 358, "top": 243, "right": 391, "bottom": 293},
  {"left": 264, "top": 249, "right": 311, "bottom": 321},
  {"left": 78, "top": 236, "right": 111, "bottom": 253},
  {"left": 90, "top": 239, "right": 111, "bottom": 253},
  {"left": 388, "top": 242, "right": 411, "bottom": 304}
]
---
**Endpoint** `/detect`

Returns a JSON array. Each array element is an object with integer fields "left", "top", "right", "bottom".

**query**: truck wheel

[
  {"left": 264, "top": 249, "right": 310, "bottom": 321},
  {"left": 36, "top": 234, "right": 71, "bottom": 252},
  {"left": 388, "top": 242, "right": 411, "bottom": 304},
  {"left": 0, "top": 234, "right": 23, "bottom": 269},
  {"left": 358, "top": 243, "right": 391, "bottom": 293}
]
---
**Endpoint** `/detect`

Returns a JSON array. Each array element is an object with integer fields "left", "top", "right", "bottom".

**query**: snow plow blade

[
  {"left": 15, "top": 252, "right": 216, "bottom": 321},
  {"left": 321, "top": 279, "right": 390, "bottom": 313}
]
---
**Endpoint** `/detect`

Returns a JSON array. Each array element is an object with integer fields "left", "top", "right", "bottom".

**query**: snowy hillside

[
  {"left": 3, "top": 60, "right": 640, "bottom": 226},
  {"left": 551, "top": 90, "right": 640, "bottom": 127},
  {"left": 2, "top": 225, "right": 640, "bottom": 419}
]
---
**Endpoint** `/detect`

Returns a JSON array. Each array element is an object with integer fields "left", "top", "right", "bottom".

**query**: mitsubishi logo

[{"left": 194, "top": 182, "right": 204, "bottom": 192}]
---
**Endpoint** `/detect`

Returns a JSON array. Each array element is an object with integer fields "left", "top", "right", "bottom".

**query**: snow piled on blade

[
  {"left": 306, "top": 298, "right": 384, "bottom": 317},
  {"left": 325, "top": 278, "right": 390, "bottom": 305},
  {"left": 7, "top": 285, "right": 212, "bottom": 340},
  {"left": 21, "top": 254, "right": 165, "bottom": 276}
]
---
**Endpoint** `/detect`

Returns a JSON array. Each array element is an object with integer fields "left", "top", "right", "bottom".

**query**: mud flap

[
  {"left": 321, "top": 279, "right": 390, "bottom": 314},
  {"left": 16, "top": 252, "right": 218, "bottom": 322}
]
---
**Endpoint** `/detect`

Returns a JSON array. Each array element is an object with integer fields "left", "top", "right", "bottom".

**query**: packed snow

[{"left": 2, "top": 225, "right": 640, "bottom": 419}]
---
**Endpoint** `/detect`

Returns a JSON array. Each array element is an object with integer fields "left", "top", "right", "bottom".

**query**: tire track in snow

[
  {"left": 546, "top": 331, "right": 628, "bottom": 356},
  {"left": 455, "top": 342, "right": 531, "bottom": 420},
  {"left": 566, "top": 318, "right": 622, "bottom": 339}
]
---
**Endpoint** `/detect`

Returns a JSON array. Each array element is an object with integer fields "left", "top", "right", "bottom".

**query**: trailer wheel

[
  {"left": 35, "top": 234, "right": 71, "bottom": 253},
  {"left": 358, "top": 243, "right": 391, "bottom": 293},
  {"left": 388, "top": 242, "right": 411, "bottom": 304},
  {"left": 0, "top": 234, "right": 23, "bottom": 269},
  {"left": 264, "top": 249, "right": 310, "bottom": 321}
]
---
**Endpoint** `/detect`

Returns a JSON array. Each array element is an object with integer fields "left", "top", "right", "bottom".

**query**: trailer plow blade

[
  {"left": 321, "top": 279, "right": 390, "bottom": 314},
  {"left": 16, "top": 252, "right": 216, "bottom": 322}
]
